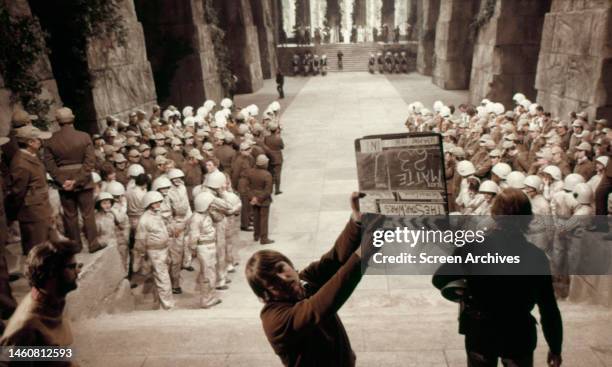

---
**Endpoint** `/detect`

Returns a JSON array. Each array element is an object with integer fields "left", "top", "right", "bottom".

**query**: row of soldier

[
  {"left": 0, "top": 97, "right": 285, "bottom": 312},
  {"left": 368, "top": 51, "right": 410, "bottom": 74},
  {"left": 404, "top": 96, "right": 612, "bottom": 299},
  {"left": 291, "top": 53, "right": 328, "bottom": 76}
]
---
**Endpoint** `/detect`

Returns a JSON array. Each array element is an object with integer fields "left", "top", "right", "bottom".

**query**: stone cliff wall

[
  {"left": 87, "top": 0, "right": 157, "bottom": 132},
  {"left": 0, "top": 0, "right": 62, "bottom": 135},
  {"left": 469, "top": 0, "right": 550, "bottom": 109},
  {"left": 134, "top": 0, "right": 222, "bottom": 110},
  {"left": 416, "top": 0, "right": 440, "bottom": 76},
  {"left": 251, "top": 0, "right": 279, "bottom": 79},
  {"left": 432, "top": 0, "right": 480, "bottom": 90},
  {"left": 535, "top": 0, "right": 612, "bottom": 121}
]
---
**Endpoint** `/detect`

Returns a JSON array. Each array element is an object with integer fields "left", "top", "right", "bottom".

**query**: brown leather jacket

[{"left": 44, "top": 125, "right": 96, "bottom": 191}]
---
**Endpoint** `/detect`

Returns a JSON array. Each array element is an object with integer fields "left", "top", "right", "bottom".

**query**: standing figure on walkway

[
  {"left": 134, "top": 191, "right": 175, "bottom": 310},
  {"left": 276, "top": 71, "right": 285, "bottom": 99},
  {"left": 245, "top": 155, "right": 274, "bottom": 245},
  {"left": 337, "top": 50, "right": 344, "bottom": 70},
  {"left": 321, "top": 54, "right": 328, "bottom": 76},
  {"left": 44, "top": 107, "right": 103, "bottom": 253}
]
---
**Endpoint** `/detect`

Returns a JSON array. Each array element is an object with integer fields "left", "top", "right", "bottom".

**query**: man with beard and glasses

[
  {"left": 0, "top": 240, "right": 80, "bottom": 353},
  {"left": 245, "top": 192, "right": 368, "bottom": 367}
]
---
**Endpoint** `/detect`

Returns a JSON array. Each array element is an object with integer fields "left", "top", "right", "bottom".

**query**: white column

[
  {"left": 394, "top": 0, "right": 408, "bottom": 35},
  {"left": 282, "top": 0, "right": 296, "bottom": 38},
  {"left": 310, "top": 0, "right": 327, "bottom": 29},
  {"left": 342, "top": 0, "right": 354, "bottom": 43}
]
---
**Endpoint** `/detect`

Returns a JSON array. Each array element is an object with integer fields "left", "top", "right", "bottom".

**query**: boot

[{"left": 260, "top": 238, "right": 275, "bottom": 245}]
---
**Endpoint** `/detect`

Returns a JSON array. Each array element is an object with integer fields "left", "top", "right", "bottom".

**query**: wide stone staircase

[{"left": 317, "top": 43, "right": 381, "bottom": 72}]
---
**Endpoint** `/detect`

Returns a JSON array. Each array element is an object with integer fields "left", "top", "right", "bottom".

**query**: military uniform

[
  {"left": 245, "top": 165, "right": 274, "bottom": 244},
  {"left": 134, "top": 210, "right": 175, "bottom": 310},
  {"left": 214, "top": 143, "right": 236, "bottom": 177},
  {"left": 185, "top": 211, "right": 219, "bottom": 307},
  {"left": 574, "top": 158, "right": 595, "bottom": 181},
  {"left": 44, "top": 112, "right": 101, "bottom": 252},
  {"left": 264, "top": 133, "right": 284, "bottom": 194},
  {"left": 9, "top": 150, "right": 54, "bottom": 255},
  {"left": 231, "top": 153, "right": 254, "bottom": 229}
]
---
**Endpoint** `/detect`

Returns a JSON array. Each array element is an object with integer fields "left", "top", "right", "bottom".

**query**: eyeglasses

[{"left": 65, "top": 263, "right": 83, "bottom": 270}]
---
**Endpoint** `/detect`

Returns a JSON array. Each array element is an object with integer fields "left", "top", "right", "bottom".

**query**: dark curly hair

[
  {"left": 245, "top": 250, "right": 294, "bottom": 302},
  {"left": 25, "top": 240, "right": 80, "bottom": 289}
]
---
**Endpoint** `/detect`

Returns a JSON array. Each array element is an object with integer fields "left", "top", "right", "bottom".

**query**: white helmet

[
  {"left": 107, "top": 181, "right": 125, "bottom": 196},
  {"left": 204, "top": 170, "right": 226, "bottom": 189},
  {"left": 512, "top": 93, "right": 526, "bottom": 103},
  {"left": 528, "top": 103, "right": 538, "bottom": 115},
  {"left": 433, "top": 100, "right": 444, "bottom": 113},
  {"left": 167, "top": 168, "right": 185, "bottom": 180},
  {"left": 92, "top": 171, "right": 102, "bottom": 184},
  {"left": 183, "top": 116, "right": 195, "bottom": 127},
  {"left": 595, "top": 156, "right": 609, "bottom": 167},
  {"left": 220, "top": 98, "right": 233, "bottom": 109},
  {"left": 479, "top": 180, "right": 500, "bottom": 195},
  {"left": 203, "top": 100, "right": 216, "bottom": 111},
  {"left": 542, "top": 165, "right": 562, "bottom": 181},
  {"left": 456, "top": 160, "right": 476, "bottom": 177},
  {"left": 563, "top": 173, "right": 585, "bottom": 192},
  {"left": 152, "top": 176, "right": 172, "bottom": 191},
  {"left": 439, "top": 106, "right": 451, "bottom": 118},
  {"left": 573, "top": 183, "right": 593, "bottom": 205},
  {"left": 182, "top": 106, "right": 194, "bottom": 118},
  {"left": 524, "top": 175, "right": 542, "bottom": 192},
  {"left": 519, "top": 99, "right": 531, "bottom": 109},
  {"left": 247, "top": 104, "right": 259, "bottom": 117},
  {"left": 194, "top": 191, "right": 216, "bottom": 213},
  {"left": 96, "top": 192, "right": 114, "bottom": 203},
  {"left": 491, "top": 163, "right": 512, "bottom": 180},
  {"left": 506, "top": 171, "right": 526, "bottom": 189},
  {"left": 142, "top": 191, "right": 164, "bottom": 209},
  {"left": 270, "top": 101, "right": 281, "bottom": 112},
  {"left": 128, "top": 164, "right": 145, "bottom": 178}
]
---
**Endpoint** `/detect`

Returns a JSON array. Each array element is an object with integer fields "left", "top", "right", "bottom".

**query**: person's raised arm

[
  {"left": 537, "top": 274, "right": 563, "bottom": 367},
  {"left": 299, "top": 192, "right": 364, "bottom": 287}
]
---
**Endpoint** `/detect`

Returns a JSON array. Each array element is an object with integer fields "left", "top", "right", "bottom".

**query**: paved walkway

[{"left": 73, "top": 73, "right": 612, "bottom": 367}]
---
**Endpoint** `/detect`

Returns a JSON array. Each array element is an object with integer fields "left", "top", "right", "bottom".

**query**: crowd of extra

[
  {"left": 404, "top": 95, "right": 611, "bottom": 297},
  {"left": 6, "top": 97, "right": 285, "bottom": 311},
  {"left": 367, "top": 51, "right": 410, "bottom": 74}
]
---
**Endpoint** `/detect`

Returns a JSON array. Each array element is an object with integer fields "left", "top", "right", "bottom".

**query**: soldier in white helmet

[
  {"left": 491, "top": 162, "right": 512, "bottom": 189},
  {"left": 220, "top": 174, "right": 242, "bottom": 274},
  {"left": 455, "top": 160, "right": 477, "bottom": 212},
  {"left": 587, "top": 156, "right": 609, "bottom": 192},
  {"left": 541, "top": 165, "right": 564, "bottom": 202},
  {"left": 167, "top": 169, "right": 193, "bottom": 275},
  {"left": 185, "top": 192, "right": 222, "bottom": 308},
  {"left": 95, "top": 193, "right": 118, "bottom": 251},
  {"left": 125, "top": 170, "right": 149, "bottom": 281},
  {"left": 551, "top": 173, "right": 584, "bottom": 298},
  {"left": 474, "top": 180, "right": 499, "bottom": 215},
  {"left": 524, "top": 175, "right": 553, "bottom": 255},
  {"left": 134, "top": 191, "right": 175, "bottom": 310},
  {"left": 197, "top": 170, "right": 235, "bottom": 289},
  {"left": 151, "top": 176, "right": 183, "bottom": 294}
]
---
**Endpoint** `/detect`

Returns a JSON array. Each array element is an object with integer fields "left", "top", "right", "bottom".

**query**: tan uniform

[
  {"left": 8, "top": 150, "right": 54, "bottom": 255},
  {"left": 183, "top": 161, "right": 203, "bottom": 204},
  {"left": 214, "top": 144, "right": 236, "bottom": 177},
  {"left": 44, "top": 125, "right": 99, "bottom": 252},
  {"left": 574, "top": 158, "right": 595, "bottom": 181},
  {"left": 95, "top": 210, "right": 118, "bottom": 248},
  {"left": 134, "top": 210, "right": 174, "bottom": 309},
  {"left": 264, "top": 134, "right": 284, "bottom": 194},
  {"left": 184, "top": 212, "right": 218, "bottom": 306},
  {"left": 140, "top": 157, "right": 156, "bottom": 176},
  {"left": 244, "top": 167, "right": 273, "bottom": 242},
  {"left": 168, "top": 184, "right": 192, "bottom": 283},
  {"left": 111, "top": 200, "right": 130, "bottom": 273}
]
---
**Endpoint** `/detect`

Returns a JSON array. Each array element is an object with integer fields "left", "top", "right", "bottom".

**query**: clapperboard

[{"left": 355, "top": 132, "right": 448, "bottom": 215}]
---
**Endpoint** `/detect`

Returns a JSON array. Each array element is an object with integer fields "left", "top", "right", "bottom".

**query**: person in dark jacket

[
  {"left": 246, "top": 192, "right": 366, "bottom": 367},
  {"left": 276, "top": 71, "right": 285, "bottom": 99},
  {"left": 433, "top": 188, "right": 563, "bottom": 367}
]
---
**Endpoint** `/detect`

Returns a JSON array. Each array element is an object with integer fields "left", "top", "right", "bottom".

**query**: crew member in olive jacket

[
  {"left": 7, "top": 125, "right": 54, "bottom": 256},
  {"left": 44, "top": 107, "right": 103, "bottom": 253},
  {"left": 245, "top": 192, "right": 365, "bottom": 367}
]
